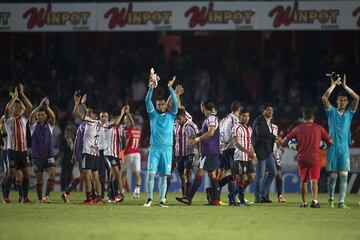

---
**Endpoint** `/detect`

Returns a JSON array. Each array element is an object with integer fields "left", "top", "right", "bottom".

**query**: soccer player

[
  {"left": 176, "top": 101, "right": 221, "bottom": 206},
  {"left": 3, "top": 85, "right": 32, "bottom": 203},
  {"left": 1, "top": 115, "right": 11, "bottom": 203},
  {"left": 321, "top": 74, "right": 359, "bottom": 208},
  {"left": 73, "top": 91, "right": 103, "bottom": 205},
  {"left": 229, "top": 109, "right": 257, "bottom": 206},
  {"left": 173, "top": 108, "right": 199, "bottom": 197},
  {"left": 121, "top": 110, "right": 142, "bottom": 198},
  {"left": 218, "top": 101, "right": 242, "bottom": 196},
  {"left": 29, "top": 97, "right": 56, "bottom": 203},
  {"left": 143, "top": 72, "right": 178, "bottom": 208},
  {"left": 103, "top": 106, "right": 128, "bottom": 202},
  {"left": 281, "top": 107, "right": 332, "bottom": 208},
  {"left": 271, "top": 123, "right": 286, "bottom": 203}
]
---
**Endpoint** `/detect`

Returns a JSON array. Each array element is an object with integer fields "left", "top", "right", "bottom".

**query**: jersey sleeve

[
  {"left": 30, "top": 123, "right": 37, "bottom": 135},
  {"left": 208, "top": 115, "right": 217, "bottom": 127},
  {"left": 285, "top": 127, "right": 297, "bottom": 141},
  {"left": 145, "top": 88, "right": 156, "bottom": 119},
  {"left": 326, "top": 105, "right": 335, "bottom": 114}
]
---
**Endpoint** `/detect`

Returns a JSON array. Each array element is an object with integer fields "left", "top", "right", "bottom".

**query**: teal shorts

[
  {"left": 326, "top": 145, "right": 350, "bottom": 172},
  {"left": 147, "top": 146, "right": 172, "bottom": 176}
]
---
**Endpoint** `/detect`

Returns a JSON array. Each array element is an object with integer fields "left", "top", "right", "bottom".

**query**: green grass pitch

[{"left": 0, "top": 192, "right": 359, "bottom": 240}]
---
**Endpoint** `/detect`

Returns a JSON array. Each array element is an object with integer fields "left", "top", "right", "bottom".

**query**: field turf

[{"left": 0, "top": 192, "right": 359, "bottom": 240}]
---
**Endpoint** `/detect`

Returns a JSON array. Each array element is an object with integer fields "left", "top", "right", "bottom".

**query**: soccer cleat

[
  {"left": 115, "top": 194, "right": 124, "bottom": 203},
  {"left": 132, "top": 193, "right": 140, "bottom": 199},
  {"left": 175, "top": 196, "right": 192, "bottom": 205},
  {"left": 239, "top": 202, "right": 251, "bottom": 207},
  {"left": 310, "top": 200, "right": 320, "bottom": 208},
  {"left": 338, "top": 203, "right": 350, "bottom": 209},
  {"left": 80, "top": 199, "right": 93, "bottom": 205},
  {"left": 3, "top": 198, "right": 11, "bottom": 204},
  {"left": 159, "top": 201, "right": 169, "bottom": 208},
  {"left": 163, "top": 198, "right": 167, "bottom": 204},
  {"left": 228, "top": 193, "right": 238, "bottom": 206},
  {"left": 300, "top": 202, "right": 308, "bottom": 208},
  {"left": 211, "top": 200, "right": 221, "bottom": 206},
  {"left": 219, "top": 200, "right": 227, "bottom": 206},
  {"left": 96, "top": 199, "right": 104, "bottom": 205},
  {"left": 328, "top": 199, "right": 335, "bottom": 208},
  {"left": 278, "top": 195, "right": 286, "bottom": 203},
  {"left": 261, "top": 198, "right": 272, "bottom": 203},
  {"left": 108, "top": 197, "right": 116, "bottom": 203},
  {"left": 61, "top": 193, "right": 70, "bottom": 204},
  {"left": 143, "top": 198, "right": 153, "bottom": 207},
  {"left": 22, "top": 198, "right": 33, "bottom": 204},
  {"left": 41, "top": 196, "right": 51, "bottom": 204}
]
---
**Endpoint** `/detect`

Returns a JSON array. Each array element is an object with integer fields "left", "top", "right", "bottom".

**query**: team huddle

[{"left": 1, "top": 69, "right": 358, "bottom": 208}]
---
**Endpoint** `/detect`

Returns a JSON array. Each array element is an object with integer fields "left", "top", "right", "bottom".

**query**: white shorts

[{"left": 123, "top": 153, "right": 141, "bottom": 172}]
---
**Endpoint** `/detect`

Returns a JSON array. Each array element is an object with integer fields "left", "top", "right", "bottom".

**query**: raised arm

[
  {"left": 322, "top": 75, "right": 340, "bottom": 110},
  {"left": 29, "top": 97, "right": 46, "bottom": 125},
  {"left": 126, "top": 107, "right": 136, "bottom": 128},
  {"left": 342, "top": 74, "right": 359, "bottom": 112},
  {"left": 5, "top": 88, "right": 18, "bottom": 119},
  {"left": 109, "top": 106, "right": 127, "bottom": 127},
  {"left": 168, "top": 76, "right": 178, "bottom": 114},
  {"left": 166, "top": 84, "right": 184, "bottom": 110},
  {"left": 44, "top": 98, "right": 56, "bottom": 125},
  {"left": 73, "top": 92, "right": 85, "bottom": 121},
  {"left": 18, "top": 83, "right": 32, "bottom": 118}
]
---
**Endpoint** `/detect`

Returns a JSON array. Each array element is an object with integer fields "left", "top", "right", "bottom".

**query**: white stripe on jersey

[
  {"left": 232, "top": 123, "right": 252, "bottom": 161},
  {"left": 220, "top": 113, "right": 239, "bottom": 151},
  {"left": 174, "top": 120, "right": 199, "bottom": 156},
  {"left": 271, "top": 124, "right": 281, "bottom": 159},
  {"left": 82, "top": 116, "right": 101, "bottom": 156},
  {"left": 104, "top": 123, "right": 124, "bottom": 159},
  {"left": 5, "top": 116, "right": 28, "bottom": 151}
]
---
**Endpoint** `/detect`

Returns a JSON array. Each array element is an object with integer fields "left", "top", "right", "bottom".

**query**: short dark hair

[
  {"left": 262, "top": 103, "right": 274, "bottom": 111},
  {"left": 303, "top": 107, "right": 314, "bottom": 120},
  {"left": 14, "top": 99, "right": 22, "bottom": 104},
  {"left": 231, "top": 101, "right": 242, "bottom": 112},
  {"left": 38, "top": 107, "right": 47, "bottom": 113},
  {"left": 203, "top": 101, "right": 215, "bottom": 112},
  {"left": 337, "top": 91, "right": 349, "bottom": 99},
  {"left": 177, "top": 109, "right": 186, "bottom": 118},
  {"left": 240, "top": 108, "right": 249, "bottom": 115},
  {"left": 156, "top": 96, "right": 165, "bottom": 102}
]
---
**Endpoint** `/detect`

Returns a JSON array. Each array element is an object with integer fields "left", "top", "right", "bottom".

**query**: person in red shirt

[
  {"left": 282, "top": 107, "right": 332, "bottom": 208},
  {"left": 121, "top": 110, "right": 142, "bottom": 198}
]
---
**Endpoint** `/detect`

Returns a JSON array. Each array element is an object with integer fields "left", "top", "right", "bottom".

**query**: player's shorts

[
  {"left": 1, "top": 149, "right": 9, "bottom": 173},
  {"left": 298, "top": 164, "right": 321, "bottom": 183},
  {"left": 147, "top": 146, "right": 172, "bottom": 176},
  {"left": 123, "top": 153, "right": 141, "bottom": 172},
  {"left": 275, "top": 157, "right": 282, "bottom": 171},
  {"left": 219, "top": 148, "right": 235, "bottom": 170},
  {"left": 7, "top": 149, "right": 31, "bottom": 169},
  {"left": 198, "top": 154, "right": 219, "bottom": 171},
  {"left": 32, "top": 157, "right": 56, "bottom": 173},
  {"left": 326, "top": 145, "right": 350, "bottom": 171},
  {"left": 175, "top": 154, "right": 194, "bottom": 173},
  {"left": 81, "top": 153, "right": 100, "bottom": 171},
  {"left": 105, "top": 155, "right": 121, "bottom": 168},
  {"left": 232, "top": 160, "right": 254, "bottom": 175}
]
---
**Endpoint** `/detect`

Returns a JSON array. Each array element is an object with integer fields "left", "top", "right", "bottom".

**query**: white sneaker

[
  {"left": 143, "top": 198, "right": 153, "bottom": 207},
  {"left": 159, "top": 201, "right": 169, "bottom": 208}
]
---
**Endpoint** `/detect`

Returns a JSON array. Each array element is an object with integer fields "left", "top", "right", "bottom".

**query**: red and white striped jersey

[
  {"left": 220, "top": 113, "right": 239, "bottom": 151},
  {"left": 82, "top": 116, "right": 102, "bottom": 156},
  {"left": 125, "top": 127, "right": 142, "bottom": 155},
  {"left": 271, "top": 123, "right": 282, "bottom": 159},
  {"left": 174, "top": 120, "right": 199, "bottom": 156},
  {"left": 103, "top": 123, "right": 125, "bottom": 159},
  {"left": 5, "top": 116, "right": 28, "bottom": 152},
  {"left": 232, "top": 123, "right": 252, "bottom": 161}
]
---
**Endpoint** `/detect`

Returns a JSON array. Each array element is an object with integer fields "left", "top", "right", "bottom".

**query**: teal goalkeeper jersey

[
  {"left": 145, "top": 88, "right": 178, "bottom": 148},
  {"left": 326, "top": 105, "right": 355, "bottom": 146}
]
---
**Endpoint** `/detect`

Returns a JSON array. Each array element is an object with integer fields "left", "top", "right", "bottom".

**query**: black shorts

[
  {"left": 1, "top": 149, "right": 9, "bottom": 173},
  {"left": 32, "top": 157, "right": 56, "bottom": 173},
  {"left": 275, "top": 158, "right": 282, "bottom": 171},
  {"left": 7, "top": 149, "right": 31, "bottom": 169},
  {"left": 81, "top": 153, "right": 100, "bottom": 171},
  {"left": 105, "top": 155, "right": 121, "bottom": 168},
  {"left": 198, "top": 154, "right": 219, "bottom": 171},
  {"left": 175, "top": 154, "right": 194, "bottom": 173},
  {"left": 219, "top": 148, "right": 235, "bottom": 170},
  {"left": 233, "top": 160, "right": 255, "bottom": 175}
]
